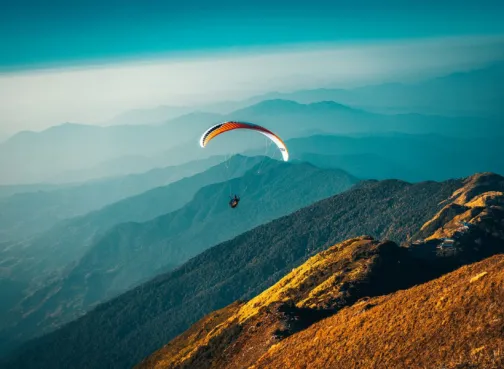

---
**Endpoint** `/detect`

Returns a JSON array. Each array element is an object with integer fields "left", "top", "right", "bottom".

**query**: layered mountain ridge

[
  {"left": 137, "top": 172, "right": 504, "bottom": 369},
  {"left": 0, "top": 156, "right": 357, "bottom": 358},
  {"left": 1, "top": 172, "right": 466, "bottom": 369}
]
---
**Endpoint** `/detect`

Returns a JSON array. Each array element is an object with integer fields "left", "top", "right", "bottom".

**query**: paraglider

[
  {"left": 229, "top": 195, "right": 240, "bottom": 208},
  {"left": 199, "top": 121, "right": 288, "bottom": 209}
]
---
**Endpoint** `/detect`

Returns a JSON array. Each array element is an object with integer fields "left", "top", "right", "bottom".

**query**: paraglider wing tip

[{"left": 279, "top": 147, "right": 289, "bottom": 161}]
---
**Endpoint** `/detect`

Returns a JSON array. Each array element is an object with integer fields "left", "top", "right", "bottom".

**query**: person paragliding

[
  {"left": 199, "top": 121, "right": 288, "bottom": 209},
  {"left": 229, "top": 194, "right": 240, "bottom": 208}
]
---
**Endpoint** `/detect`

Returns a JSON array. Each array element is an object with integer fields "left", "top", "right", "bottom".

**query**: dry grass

[
  {"left": 137, "top": 236, "right": 407, "bottom": 369},
  {"left": 420, "top": 173, "right": 504, "bottom": 241},
  {"left": 449, "top": 173, "right": 504, "bottom": 206},
  {"left": 420, "top": 173, "right": 504, "bottom": 240},
  {"left": 237, "top": 236, "right": 378, "bottom": 322},
  {"left": 465, "top": 191, "right": 504, "bottom": 208},
  {"left": 252, "top": 254, "right": 504, "bottom": 369}
]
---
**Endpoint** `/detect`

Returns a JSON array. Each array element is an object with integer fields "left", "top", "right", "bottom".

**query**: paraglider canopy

[
  {"left": 199, "top": 121, "right": 288, "bottom": 210},
  {"left": 199, "top": 121, "right": 289, "bottom": 161}
]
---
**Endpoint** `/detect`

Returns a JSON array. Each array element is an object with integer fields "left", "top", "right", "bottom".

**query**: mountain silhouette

[
  {"left": 215, "top": 62, "right": 504, "bottom": 118},
  {"left": 3, "top": 91, "right": 500, "bottom": 185}
]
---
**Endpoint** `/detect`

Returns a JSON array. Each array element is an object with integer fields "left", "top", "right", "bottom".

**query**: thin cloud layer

[{"left": 0, "top": 35, "right": 503, "bottom": 135}]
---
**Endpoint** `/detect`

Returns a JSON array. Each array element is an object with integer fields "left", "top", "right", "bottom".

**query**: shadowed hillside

[
  {"left": 0, "top": 112, "right": 220, "bottom": 185},
  {"left": 0, "top": 173, "right": 465, "bottom": 369},
  {"left": 0, "top": 155, "right": 263, "bottom": 352}
]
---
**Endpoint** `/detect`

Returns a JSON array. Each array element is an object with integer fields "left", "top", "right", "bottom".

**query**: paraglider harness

[{"left": 229, "top": 195, "right": 240, "bottom": 208}]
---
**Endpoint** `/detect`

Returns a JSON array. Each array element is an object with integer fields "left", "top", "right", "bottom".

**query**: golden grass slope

[
  {"left": 237, "top": 236, "right": 387, "bottom": 322},
  {"left": 136, "top": 236, "right": 405, "bottom": 369},
  {"left": 253, "top": 254, "right": 504, "bottom": 369}
]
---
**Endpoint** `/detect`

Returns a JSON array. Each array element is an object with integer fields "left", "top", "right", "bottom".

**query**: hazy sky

[{"left": 1, "top": 0, "right": 504, "bottom": 137}]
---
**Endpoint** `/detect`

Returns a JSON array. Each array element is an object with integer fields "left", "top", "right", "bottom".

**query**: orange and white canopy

[{"left": 199, "top": 121, "right": 289, "bottom": 161}]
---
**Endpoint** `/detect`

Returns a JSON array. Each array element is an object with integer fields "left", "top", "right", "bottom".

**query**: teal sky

[{"left": 1, "top": 0, "right": 504, "bottom": 71}]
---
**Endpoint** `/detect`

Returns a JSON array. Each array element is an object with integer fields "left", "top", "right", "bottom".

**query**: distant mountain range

[
  {"left": 0, "top": 183, "right": 72, "bottom": 199},
  {"left": 59, "top": 99, "right": 502, "bottom": 185},
  {"left": 226, "top": 99, "right": 503, "bottom": 138},
  {"left": 0, "top": 112, "right": 221, "bottom": 185},
  {"left": 0, "top": 155, "right": 226, "bottom": 241},
  {"left": 2, "top": 171, "right": 473, "bottom": 369},
  {"left": 2, "top": 61, "right": 502, "bottom": 185},
  {"left": 281, "top": 133, "right": 504, "bottom": 182},
  {"left": 4, "top": 129, "right": 503, "bottom": 245},
  {"left": 1, "top": 156, "right": 262, "bottom": 283},
  {"left": 0, "top": 155, "right": 263, "bottom": 352},
  {"left": 201, "top": 61, "right": 504, "bottom": 118},
  {"left": 0, "top": 156, "right": 356, "bottom": 357},
  {"left": 296, "top": 152, "right": 415, "bottom": 181}
]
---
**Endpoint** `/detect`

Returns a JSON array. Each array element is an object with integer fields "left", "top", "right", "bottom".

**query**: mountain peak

[
  {"left": 254, "top": 98, "right": 302, "bottom": 106},
  {"left": 242, "top": 99, "right": 304, "bottom": 112},
  {"left": 45, "top": 122, "right": 93, "bottom": 131},
  {"left": 307, "top": 100, "right": 357, "bottom": 110},
  {"left": 227, "top": 99, "right": 365, "bottom": 123},
  {"left": 462, "top": 171, "right": 504, "bottom": 187},
  {"left": 411, "top": 171, "right": 504, "bottom": 259},
  {"left": 239, "top": 99, "right": 357, "bottom": 112}
]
